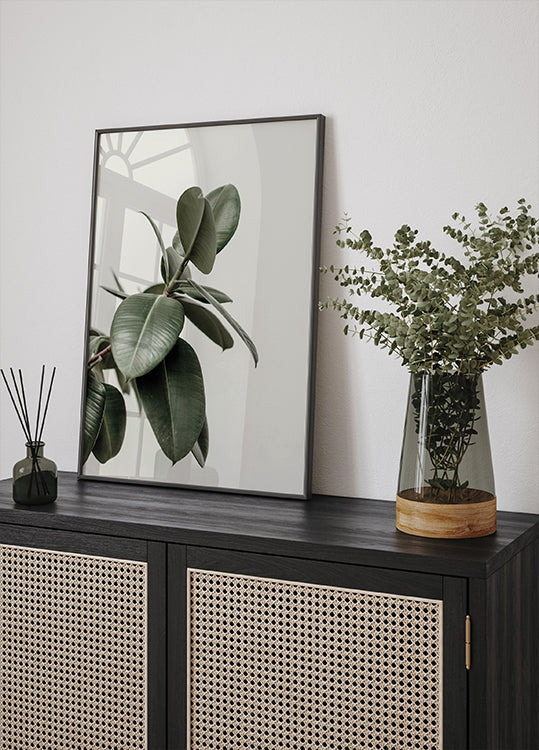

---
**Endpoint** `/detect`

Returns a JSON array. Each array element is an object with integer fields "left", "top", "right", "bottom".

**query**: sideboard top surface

[{"left": 0, "top": 473, "right": 536, "bottom": 578}]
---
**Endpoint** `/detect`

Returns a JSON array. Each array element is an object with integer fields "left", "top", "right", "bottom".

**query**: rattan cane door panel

[
  {"left": 0, "top": 543, "right": 148, "bottom": 750},
  {"left": 187, "top": 568, "right": 443, "bottom": 750}
]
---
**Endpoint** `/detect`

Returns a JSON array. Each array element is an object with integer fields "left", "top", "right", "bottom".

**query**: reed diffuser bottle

[
  {"left": 13, "top": 441, "right": 57, "bottom": 505},
  {"left": 1, "top": 366, "right": 57, "bottom": 505}
]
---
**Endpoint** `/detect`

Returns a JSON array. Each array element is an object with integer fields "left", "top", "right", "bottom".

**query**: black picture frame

[{"left": 78, "top": 114, "right": 325, "bottom": 498}]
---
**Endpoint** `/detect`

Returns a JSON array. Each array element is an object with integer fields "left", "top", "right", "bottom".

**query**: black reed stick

[
  {"left": 18, "top": 369, "right": 32, "bottom": 440},
  {"left": 8, "top": 368, "right": 32, "bottom": 442},
  {"left": 18, "top": 368, "right": 47, "bottom": 496},
  {"left": 34, "top": 365, "right": 45, "bottom": 447},
  {"left": 0, "top": 369, "right": 31, "bottom": 441},
  {"left": 37, "top": 367, "right": 56, "bottom": 445}
]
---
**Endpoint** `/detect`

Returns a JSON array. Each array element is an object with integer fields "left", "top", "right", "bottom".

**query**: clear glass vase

[
  {"left": 396, "top": 372, "right": 496, "bottom": 538},
  {"left": 13, "top": 441, "right": 57, "bottom": 505}
]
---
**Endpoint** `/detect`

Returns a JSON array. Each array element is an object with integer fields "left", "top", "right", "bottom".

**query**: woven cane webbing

[
  {"left": 188, "top": 568, "right": 442, "bottom": 749},
  {"left": 0, "top": 544, "right": 147, "bottom": 750}
]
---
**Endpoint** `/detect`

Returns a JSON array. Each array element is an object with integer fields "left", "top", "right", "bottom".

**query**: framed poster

[{"left": 78, "top": 115, "right": 325, "bottom": 498}]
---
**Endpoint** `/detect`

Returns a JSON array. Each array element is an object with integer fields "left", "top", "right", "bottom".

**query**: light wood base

[{"left": 396, "top": 493, "right": 497, "bottom": 538}]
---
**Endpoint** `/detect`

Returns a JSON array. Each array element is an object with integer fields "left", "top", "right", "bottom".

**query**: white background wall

[{"left": 1, "top": 0, "right": 537, "bottom": 512}]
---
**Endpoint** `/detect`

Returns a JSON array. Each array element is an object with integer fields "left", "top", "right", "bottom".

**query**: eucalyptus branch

[{"left": 322, "top": 200, "right": 538, "bottom": 375}]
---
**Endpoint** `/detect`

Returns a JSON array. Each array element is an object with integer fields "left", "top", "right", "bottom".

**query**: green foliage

[
  {"left": 110, "top": 293, "right": 186, "bottom": 381},
  {"left": 321, "top": 200, "right": 538, "bottom": 501},
  {"left": 84, "top": 184, "right": 258, "bottom": 468},
  {"left": 136, "top": 339, "right": 206, "bottom": 464},
  {"left": 411, "top": 372, "right": 480, "bottom": 501},
  {"left": 320, "top": 200, "right": 538, "bottom": 375},
  {"left": 91, "top": 383, "right": 126, "bottom": 464}
]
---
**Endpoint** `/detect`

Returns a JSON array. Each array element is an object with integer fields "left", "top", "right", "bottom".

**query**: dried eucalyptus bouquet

[{"left": 320, "top": 200, "right": 538, "bottom": 502}]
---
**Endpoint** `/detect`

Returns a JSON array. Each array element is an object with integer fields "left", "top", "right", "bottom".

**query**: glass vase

[
  {"left": 13, "top": 441, "right": 57, "bottom": 505},
  {"left": 396, "top": 372, "right": 496, "bottom": 538}
]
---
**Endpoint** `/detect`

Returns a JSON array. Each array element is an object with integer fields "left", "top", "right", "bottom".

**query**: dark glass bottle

[{"left": 13, "top": 441, "right": 57, "bottom": 505}]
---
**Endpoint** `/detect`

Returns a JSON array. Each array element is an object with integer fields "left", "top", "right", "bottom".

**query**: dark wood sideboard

[{"left": 0, "top": 472, "right": 537, "bottom": 749}]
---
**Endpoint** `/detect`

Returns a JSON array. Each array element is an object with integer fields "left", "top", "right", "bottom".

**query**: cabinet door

[
  {"left": 169, "top": 545, "right": 467, "bottom": 750},
  {"left": 0, "top": 524, "right": 166, "bottom": 750}
]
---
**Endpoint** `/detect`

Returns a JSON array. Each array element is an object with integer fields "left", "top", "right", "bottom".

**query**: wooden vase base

[{"left": 396, "top": 491, "right": 497, "bottom": 539}]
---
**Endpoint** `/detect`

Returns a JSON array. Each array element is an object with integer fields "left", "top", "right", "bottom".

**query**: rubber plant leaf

[
  {"left": 160, "top": 246, "right": 184, "bottom": 285},
  {"left": 172, "top": 230, "right": 184, "bottom": 254},
  {"left": 191, "top": 416, "right": 209, "bottom": 468},
  {"left": 101, "top": 286, "right": 128, "bottom": 301},
  {"left": 176, "top": 186, "right": 217, "bottom": 274},
  {"left": 82, "top": 371, "right": 106, "bottom": 464},
  {"left": 92, "top": 383, "right": 127, "bottom": 463},
  {"left": 140, "top": 211, "right": 169, "bottom": 279},
  {"left": 174, "top": 280, "right": 232, "bottom": 304},
  {"left": 206, "top": 184, "right": 241, "bottom": 253},
  {"left": 187, "top": 279, "right": 258, "bottom": 366},
  {"left": 111, "top": 270, "right": 125, "bottom": 293},
  {"left": 181, "top": 300, "right": 234, "bottom": 350},
  {"left": 110, "top": 293, "right": 185, "bottom": 381},
  {"left": 136, "top": 338, "right": 206, "bottom": 463},
  {"left": 143, "top": 283, "right": 166, "bottom": 295},
  {"left": 90, "top": 336, "right": 115, "bottom": 371},
  {"left": 89, "top": 334, "right": 110, "bottom": 357}
]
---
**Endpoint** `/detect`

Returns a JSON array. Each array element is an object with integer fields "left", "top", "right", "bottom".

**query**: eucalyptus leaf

[
  {"left": 182, "top": 300, "right": 234, "bottom": 350},
  {"left": 111, "top": 293, "right": 185, "bottom": 380},
  {"left": 176, "top": 187, "right": 217, "bottom": 274},
  {"left": 206, "top": 184, "right": 241, "bottom": 252},
  {"left": 136, "top": 338, "right": 205, "bottom": 463},
  {"left": 82, "top": 371, "right": 106, "bottom": 464},
  {"left": 92, "top": 383, "right": 127, "bottom": 463},
  {"left": 187, "top": 279, "right": 258, "bottom": 366}
]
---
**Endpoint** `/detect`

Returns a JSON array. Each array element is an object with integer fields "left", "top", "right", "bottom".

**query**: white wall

[{"left": 1, "top": 0, "right": 537, "bottom": 512}]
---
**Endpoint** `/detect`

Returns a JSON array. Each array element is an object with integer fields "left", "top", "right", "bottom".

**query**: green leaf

[
  {"left": 140, "top": 211, "right": 169, "bottom": 279},
  {"left": 92, "top": 383, "right": 126, "bottom": 463},
  {"left": 206, "top": 184, "right": 241, "bottom": 252},
  {"left": 89, "top": 334, "right": 110, "bottom": 357},
  {"left": 101, "top": 285, "right": 128, "bottom": 300},
  {"left": 111, "top": 293, "right": 185, "bottom": 380},
  {"left": 191, "top": 416, "right": 209, "bottom": 467},
  {"left": 187, "top": 279, "right": 258, "bottom": 366},
  {"left": 172, "top": 230, "right": 184, "bottom": 253},
  {"left": 82, "top": 371, "right": 106, "bottom": 464},
  {"left": 111, "top": 270, "right": 125, "bottom": 293},
  {"left": 136, "top": 338, "right": 206, "bottom": 463},
  {"left": 176, "top": 187, "right": 217, "bottom": 274},
  {"left": 140, "top": 211, "right": 165, "bottom": 253},
  {"left": 181, "top": 300, "right": 234, "bottom": 350},
  {"left": 174, "top": 280, "right": 232, "bottom": 303},
  {"left": 143, "top": 283, "right": 166, "bottom": 295},
  {"left": 160, "top": 246, "right": 184, "bottom": 284}
]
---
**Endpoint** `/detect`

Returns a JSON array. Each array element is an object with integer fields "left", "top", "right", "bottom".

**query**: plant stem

[{"left": 88, "top": 344, "right": 112, "bottom": 368}]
